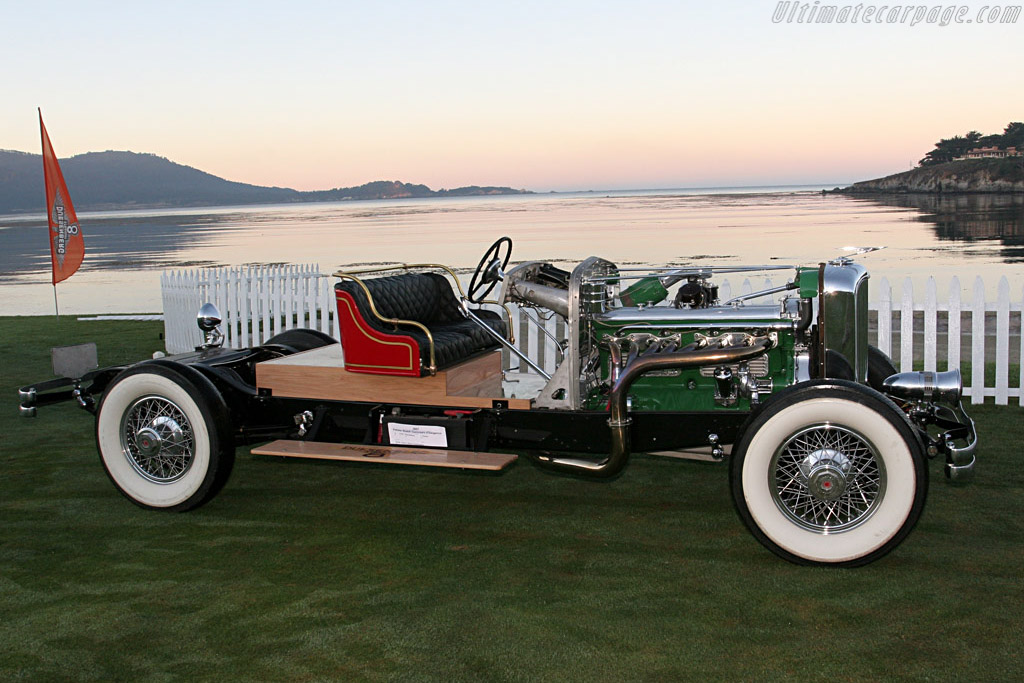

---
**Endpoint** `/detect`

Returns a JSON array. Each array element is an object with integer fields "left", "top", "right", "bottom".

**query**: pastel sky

[{"left": 2, "top": 0, "right": 1021, "bottom": 191}]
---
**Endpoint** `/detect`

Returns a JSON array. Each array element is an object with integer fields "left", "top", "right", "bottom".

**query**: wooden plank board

[
  {"left": 444, "top": 351, "right": 503, "bottom": 397},
  {"left": 256, "top": 346, "right": 531, "bottom": 410},
  {"left": 252, "top": 439, "right": 518, "bottom": 471}
]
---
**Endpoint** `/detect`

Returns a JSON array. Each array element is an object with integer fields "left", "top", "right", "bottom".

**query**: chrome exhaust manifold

[{"left": 533, "top": 332, "right": 776, "bottom": 477}]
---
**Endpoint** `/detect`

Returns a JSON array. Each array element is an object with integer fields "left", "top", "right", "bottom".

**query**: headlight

[{"left": 881, "top": 369, "right": 962, "bottom": 405}]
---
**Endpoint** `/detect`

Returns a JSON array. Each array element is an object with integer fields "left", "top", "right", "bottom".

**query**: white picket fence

[
  {"left": 874, "top": 276, "right": 1021, "bottom": 405},
  {"left": 161, "top": 267, "right": 1023, "bottom": 405},
  {"left": 161, "top": 265, "right": 337, "bottom": 354}
]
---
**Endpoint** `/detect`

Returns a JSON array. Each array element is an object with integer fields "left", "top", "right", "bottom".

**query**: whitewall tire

[
  {"left": 731, "top": 382, "right": 927, "bottom": 567},
  {"left": 95, "top": 363, "right": 234, "bottom": 511}
]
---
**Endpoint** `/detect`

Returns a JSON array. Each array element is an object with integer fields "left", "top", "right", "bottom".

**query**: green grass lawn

[{"left": 1, "top": 316, "right": 1022, "bottom": 681}]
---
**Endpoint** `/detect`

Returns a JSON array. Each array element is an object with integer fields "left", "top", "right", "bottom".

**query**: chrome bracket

[
  {"left": 294, "top": 410, "right": 315, "bottom": 438},
  {"left": 708, "top": 433, "right": 724, "bottom": 460}
]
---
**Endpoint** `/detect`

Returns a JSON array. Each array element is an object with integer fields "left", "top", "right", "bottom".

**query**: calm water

[{"left": 1, "top": 188, "right": 1022, "bottom": 316}]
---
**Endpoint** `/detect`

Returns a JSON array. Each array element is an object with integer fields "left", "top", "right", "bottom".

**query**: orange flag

[{"left": 39, "top": 110, "right": 84, "bottom": 285}]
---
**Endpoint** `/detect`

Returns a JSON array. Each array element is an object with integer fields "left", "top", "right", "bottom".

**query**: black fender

[
  {"left": 126, "top": 359, "right": 236, "bottom": 448},
  {"left": 262, "top": 328, "right": 338, "bottom": 354}
]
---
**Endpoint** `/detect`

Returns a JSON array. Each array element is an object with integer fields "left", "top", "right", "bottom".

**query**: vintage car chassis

[{"left": 19, "top": 238, "right": 977, "bottom": 567}]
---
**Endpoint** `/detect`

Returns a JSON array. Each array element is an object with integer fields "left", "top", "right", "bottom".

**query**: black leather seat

[{"left": 335, "top": 273, "right": 506, "bottom": 374}]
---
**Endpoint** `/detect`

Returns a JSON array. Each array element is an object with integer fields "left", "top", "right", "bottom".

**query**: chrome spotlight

[
  {"left": 196, "top": 302, "right": 224, "bottom": 348},
  {"left": 882, "top": 369, "right": 962, "bottom": 405}
]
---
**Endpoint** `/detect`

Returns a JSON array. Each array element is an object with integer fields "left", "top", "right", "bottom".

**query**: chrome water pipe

[{"left": 534, "top": 333, "right": 776, "bottom": 478}]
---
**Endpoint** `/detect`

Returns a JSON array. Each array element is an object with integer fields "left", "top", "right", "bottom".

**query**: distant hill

[
  {"left": 841, "top": 158, "right": 1024, "bottom": 194},
  {"left": 0, "top": 149, "right": 530, "bottom": 213}
]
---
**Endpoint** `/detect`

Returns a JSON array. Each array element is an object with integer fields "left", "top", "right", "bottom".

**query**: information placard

[{"left": 386, "top": 423, "right": 449, "bottom": 448}]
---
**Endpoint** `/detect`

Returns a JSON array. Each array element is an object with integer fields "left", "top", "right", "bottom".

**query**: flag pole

[{"left": 53, "top": 284, "right": 60, "bottom": 317}]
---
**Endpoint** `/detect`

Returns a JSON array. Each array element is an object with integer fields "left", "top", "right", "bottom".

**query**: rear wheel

[
  {"left": 95, "top": 363, "right": 234, "bottom": 511},
  {"left": 730, "top": 381, "right": 927, "bottom": 566}
]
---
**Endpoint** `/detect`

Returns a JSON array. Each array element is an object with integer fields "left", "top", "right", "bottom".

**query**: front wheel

[
  {"left": 95, "top": 362, "right": 234, "bottom": 511},
  {"left": 730, "top": 381, "right": 927, "bottom": 567}
]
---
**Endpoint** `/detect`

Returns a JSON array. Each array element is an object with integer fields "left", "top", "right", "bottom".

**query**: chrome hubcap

[
  {"left": 771, "top": 425, "right": 886, "bottom": 533},
  {"left": 121, "top": 396, "right": 195, "bottom": 483},
  {"left": 800, "top": 448, "right": 850, "bottom": 502}
]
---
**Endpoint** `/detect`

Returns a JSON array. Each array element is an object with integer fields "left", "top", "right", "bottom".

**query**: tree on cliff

[
  {"left": 1003, "top": 122, "right": 1024, "bottom": 148},
  {"left": 919, "top": 122, "right": 1024, "bottom": 166},
  {"left": 919, "top": 131, "right": 981, "bottom": 166}
]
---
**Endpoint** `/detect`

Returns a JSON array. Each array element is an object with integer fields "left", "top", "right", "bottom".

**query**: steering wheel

[{"left": 467, "top": 236, "right": 513, "bottom": 303}]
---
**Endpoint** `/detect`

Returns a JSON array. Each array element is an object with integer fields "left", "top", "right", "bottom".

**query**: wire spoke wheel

[
  {"left": 96, "top": 364, "right": 234, "bottom": 511},
  {"left": 121, "top": 395, "right": 196, "bottom": 483},
  {"left": 771, "top": 424, "right": 885, "bottom": 534},
  {"left": 730, "top": 382, "right": 927, "bottom": 566}
]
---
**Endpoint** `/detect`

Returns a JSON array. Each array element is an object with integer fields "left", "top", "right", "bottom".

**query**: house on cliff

[{"left": 956, "top": 146, "right": 1022, "bottom": 160}]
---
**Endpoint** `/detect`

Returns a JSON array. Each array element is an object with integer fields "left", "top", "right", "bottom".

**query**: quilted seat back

[
  {"left": 336, "top": 273, "right": 463, "bottom": 329},
  {"left": 334, "top": 271, "right": 505, "bottom": 376}
]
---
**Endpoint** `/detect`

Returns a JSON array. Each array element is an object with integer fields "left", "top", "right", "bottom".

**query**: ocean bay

[{"left": 1, "top": 188, "right": 1022, "bottom": 316}]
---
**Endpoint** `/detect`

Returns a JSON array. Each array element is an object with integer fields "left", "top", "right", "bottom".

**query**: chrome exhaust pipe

[
  {"left": 534, "top": 334, "right": 775, "bottom": 477},
  {"left": 511, "top": 282, "right": 570, "bottom": 318}
]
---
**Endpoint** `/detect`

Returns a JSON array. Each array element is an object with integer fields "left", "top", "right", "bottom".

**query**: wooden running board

[{"left": 251, "top": 440, "right": 518, "bottom": 471}]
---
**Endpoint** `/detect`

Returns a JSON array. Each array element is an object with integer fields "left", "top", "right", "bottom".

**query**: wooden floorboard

[
  {"left": 255, "top": 347, "right": 532, "bottom": 409},
  {"left": 251, "top": 439, "right": 518, "bottom": 471}
]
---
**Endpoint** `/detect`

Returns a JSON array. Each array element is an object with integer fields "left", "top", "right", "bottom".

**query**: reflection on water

[
  {"left": 0, "top": 212, "right": 232, "bottom": 275},
  {"left": 856, "top": 194, "right": 1024, "bottom": 261},
  {"left": 1, "top": 189, "right": 1022, "bottom": 315}
]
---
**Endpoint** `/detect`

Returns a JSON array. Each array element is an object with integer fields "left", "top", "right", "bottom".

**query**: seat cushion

[
  {"left": 335, "top": 273, "right": 507, "bottom": 375},
  {"left": 402, "top": 310, "right": 507, "bottom": 370}
]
